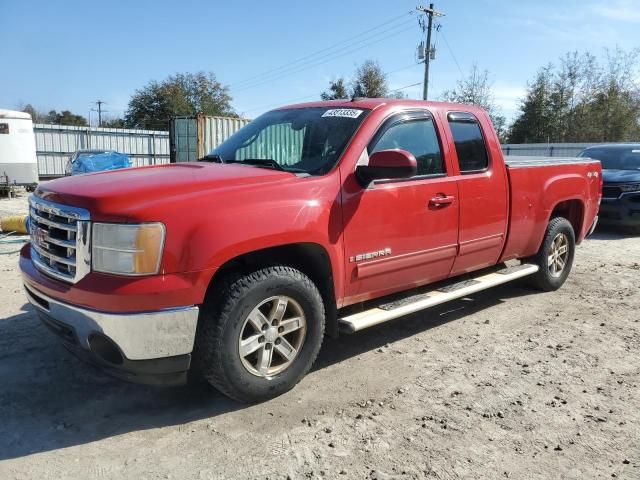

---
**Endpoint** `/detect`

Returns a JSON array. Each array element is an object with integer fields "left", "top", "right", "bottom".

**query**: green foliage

[
  {"left": 46, "top": 110, "right": 88, "bottom": 126},
  {"left": 124, "top": 71, "right": 236, "bottom": 130},
  {"left": 320, "top": 78, "right": 349, "bottom": 100},
  {"left": 351, "top": 60, "right": 388, "bottom": 98},
  {"left": 101, "top": 117, "right": 126, "bottom": 128},
  {"left": 321, "top": 59, "right": 401, "bottom": 100},
  {"left": 20, "top": 104, "right": 39, "bottom": 121},
  {"left": 508, "top": 48, "right": 640, "bottom": 143},
  {"left": 18, "top": 104, "right": 87, "bottom": 126},
  {"left": 441, "top": 64, "right": 507, "bottom": 142}
]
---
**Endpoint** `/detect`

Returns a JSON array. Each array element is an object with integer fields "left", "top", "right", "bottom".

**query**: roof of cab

[{"left": 275, "top": 98, "right": 484, "bottom": 114}]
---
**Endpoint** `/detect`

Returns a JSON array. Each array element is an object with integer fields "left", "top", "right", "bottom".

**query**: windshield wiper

[
  {"left": 199, "top": 154, "right": 222, "bottom": 163},
  {"left": 233, "top": 158, "right": 285, "bottom": 171},
  {"left": 227, "top": 158, "right": 307, "bottom": 173}
]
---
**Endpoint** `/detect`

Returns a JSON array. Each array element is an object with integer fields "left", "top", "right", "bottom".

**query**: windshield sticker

[{"left": 322, "top": 109, "right": 363, "bottom": 119}]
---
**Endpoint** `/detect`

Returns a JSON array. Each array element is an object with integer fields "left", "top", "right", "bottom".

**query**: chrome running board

[{"left": 338, "top": 264, "right": 539, "bottom": 333}]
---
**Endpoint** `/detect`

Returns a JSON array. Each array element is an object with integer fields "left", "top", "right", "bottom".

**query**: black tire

[
  {"left": 193, "top": 266, "right": 325, "bottom": 403},
  {"left": 527, "top": 217, "right": 576, "bottom": 291}
]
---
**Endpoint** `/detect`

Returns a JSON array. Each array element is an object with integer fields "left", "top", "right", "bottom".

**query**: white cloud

[{"left": 594, "top": 0, "right": 640, "bottom": 23}]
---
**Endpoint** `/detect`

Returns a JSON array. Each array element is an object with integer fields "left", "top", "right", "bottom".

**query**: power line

[
  {"left": 439, "top": 29, "right": 465, "bottom": 78},
  {"left": 389, "top": 81, "right": 422, "bottom": 93},
  {"left": 233, "top": 22, "right": 416, "bottom": 93},
  {"left": 229, "top": 11, "right": 415, "bottom": 89},
  {"left": 240, "top": 63, "right": 422, "bottom": 114},
  {"left": 385, "top": 62, "right": 422, "bottom": 75},
  {"left": 241, "top": 94, "right": 319, "bottom": 115}
]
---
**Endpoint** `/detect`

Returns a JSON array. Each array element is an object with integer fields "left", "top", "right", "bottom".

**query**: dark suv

[{"left": 579, "top": 144, "right": 640, "bottom": 232}]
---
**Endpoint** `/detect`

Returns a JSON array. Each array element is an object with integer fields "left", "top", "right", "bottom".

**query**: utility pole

[
  {"left": 417, "top": 4, "right": 444, "bottom": 100},
  {"left": 92, "top": 100, "right": 107, "bottom": 127}
]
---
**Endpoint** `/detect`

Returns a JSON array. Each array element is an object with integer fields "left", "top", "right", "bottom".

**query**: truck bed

[
  {"left": 500, "top": 155, "right": 601, "bottom": 262},
  {"left": 504, "top": 156, "right": 599, "bottom": 168}
]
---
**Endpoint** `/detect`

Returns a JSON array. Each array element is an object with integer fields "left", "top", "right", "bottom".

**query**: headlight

[
  {"left": 619, "top": 184, "right": 640, "bottom": 193},
  {"left": 92, "top": 223, "right": 165, "bottom": 275}
]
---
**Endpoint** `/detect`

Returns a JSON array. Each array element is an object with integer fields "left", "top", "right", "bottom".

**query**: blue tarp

[{"left": 71, "top": 152, "right": 131, "bottom": 175}]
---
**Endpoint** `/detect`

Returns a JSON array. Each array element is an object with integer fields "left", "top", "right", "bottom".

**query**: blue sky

[{"left": 2, "top": 0, "right": 639, "bottom": 126}]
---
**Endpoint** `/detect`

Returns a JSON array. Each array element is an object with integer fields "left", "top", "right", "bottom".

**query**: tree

[
  {"left": 321, "top": 78, "right": 349, "bottom": 100},
  {"left": 46, "top": 110, "right": 88, "bottom": 126},
  {"left": 587, "top": 48, "right": 640, "bottom": 142},
  {"left": 508, "top": 65, "right": 555, "bottom": 143},
  {"left": 125, "top": 71, "right": 236, "bottom": 130},
  {"left": 18, "top": 103, "right": 88, "bottom": 126},
  {"left": 320, "top": 60, "right": 404, "bottom": 100},
  {"left": 101, "top": 117, "right": 126, "bottom": 128},
  {"left": 20, "top": 104, "right": 40, "bottom": 121},
  {"left": 508, "top": 48, "right": 640, "bottom": 143},
  {"left": 441, "top": 64, "right": 507, "bottom": 141},
  {"left": 351, "top": 60, "right": 388, "bottom": 98}
]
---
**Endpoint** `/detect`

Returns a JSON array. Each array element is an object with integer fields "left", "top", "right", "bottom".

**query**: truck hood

[
  {"left": 36, "top": 163, "right": 297, "bottom": 217},
  {"left": 602, "top": 169, "right": 640, "bottom": 184}
]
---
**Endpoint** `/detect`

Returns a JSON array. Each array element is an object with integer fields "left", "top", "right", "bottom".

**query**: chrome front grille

[{"left": 29, "top": 196, "right": 91, "bottom": 283}]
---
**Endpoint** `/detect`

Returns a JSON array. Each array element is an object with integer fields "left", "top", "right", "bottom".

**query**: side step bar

[{"left": 338, "top": 263, "right": 539, "bottom": 333}]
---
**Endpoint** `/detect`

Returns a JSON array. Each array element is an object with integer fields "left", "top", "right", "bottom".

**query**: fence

[
  {"left": 33, "top": 125, "right": 622, "bottom": 177},
  {"left": 35, "top": 124, "right": 170, "bottom": 177},
  {"left": 500, "top": 143, "right": 601, "bottom": 157}
]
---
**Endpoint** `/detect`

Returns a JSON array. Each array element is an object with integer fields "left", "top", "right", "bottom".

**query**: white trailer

[{"left": 0, "top": 109, "right": 38, "bottom": 187}]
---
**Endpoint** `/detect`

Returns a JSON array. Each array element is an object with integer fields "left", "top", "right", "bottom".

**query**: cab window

[
  {"left": 447, "top": 112, "right": 489, "bottom": 173},
  {"left": 369, "top": 117, "right": 444, "bottom": 176}
]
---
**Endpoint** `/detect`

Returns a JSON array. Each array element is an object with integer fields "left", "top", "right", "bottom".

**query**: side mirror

[{"left": 356, "top": 149, "right": 417, "bottom": 185}]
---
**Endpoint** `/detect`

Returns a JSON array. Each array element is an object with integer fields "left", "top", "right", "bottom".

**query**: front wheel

[
  {"left": 194, "top": 266, "right": 325, "bottom": 403},
  {"left": 527, "top": 217, "right": 576, "bottom": 291}
]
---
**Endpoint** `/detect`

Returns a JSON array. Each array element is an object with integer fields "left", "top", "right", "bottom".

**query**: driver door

[{"left": 340, "top": 110, "right": 459, "bottom": 305}]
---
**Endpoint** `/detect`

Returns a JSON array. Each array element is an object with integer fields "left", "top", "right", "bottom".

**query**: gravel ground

[{"left": 0, "top": 192, "right": 638, "bottom": 480}]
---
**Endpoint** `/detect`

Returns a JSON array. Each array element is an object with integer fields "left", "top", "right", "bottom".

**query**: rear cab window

[{"left": 447, "top": 112, "right": 489, "bottom": 173}]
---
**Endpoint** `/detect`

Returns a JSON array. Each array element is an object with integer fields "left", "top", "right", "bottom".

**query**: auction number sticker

[{"left": 322, "top": 109, "right": 363, "bottom": 119}]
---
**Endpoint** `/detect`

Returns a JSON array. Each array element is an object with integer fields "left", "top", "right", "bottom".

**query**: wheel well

[
  {"left": 550, "top": 199, "right": 584, "bottom": 240},
  {"left": 209, "top": 243, "right": 339, "bottom": 338}
]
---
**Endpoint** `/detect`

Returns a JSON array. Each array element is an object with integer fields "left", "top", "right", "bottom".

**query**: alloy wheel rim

[
  {"left": 548, "top": 233, "right": 569, "bottom": 277},
  {"left": 238, "top": 295, "right": 307, "bottom": 378}
]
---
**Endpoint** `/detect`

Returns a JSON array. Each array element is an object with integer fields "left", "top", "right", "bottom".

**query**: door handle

[{"left": 429, "top": 195, "right": 455, "bottom": 207}]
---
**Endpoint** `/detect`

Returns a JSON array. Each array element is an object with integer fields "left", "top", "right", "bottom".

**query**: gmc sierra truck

[{"left": 20, "top": 99, "right": 601, "bottom": 403}]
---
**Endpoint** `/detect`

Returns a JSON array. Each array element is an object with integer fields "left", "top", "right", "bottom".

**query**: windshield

[
  {"left": 579, "top": 147, "right": 640, "bottom": 170},
  {"left": 209, "top": 107, "right": 369, "bottom": 175}
]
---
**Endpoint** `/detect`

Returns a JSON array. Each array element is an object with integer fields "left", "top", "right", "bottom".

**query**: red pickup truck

[{"left": 20, "top": 99, "right": 601, "bottom": 402}]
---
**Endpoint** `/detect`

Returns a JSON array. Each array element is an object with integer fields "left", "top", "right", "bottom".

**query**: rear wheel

[
  {"left": 194, "top": 266, "right": 325, "bottom": 403},
  {"left": 527, "top": 217, "right": 576, "bottom": 291}
]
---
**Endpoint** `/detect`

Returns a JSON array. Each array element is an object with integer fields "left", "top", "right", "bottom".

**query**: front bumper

[
  {"left": 24, "top": 284, "right": 199, "bottom": 386},
  {"left": 598, "top": 192, "right": 640, "bottom": 227}
]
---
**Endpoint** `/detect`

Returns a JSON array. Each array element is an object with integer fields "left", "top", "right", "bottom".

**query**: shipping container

[{"left": 170, "top": 114, "right": 251, "bottom": 162}]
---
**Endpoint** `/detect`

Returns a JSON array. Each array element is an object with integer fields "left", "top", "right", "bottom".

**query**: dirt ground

[{"left": 0, "top": 191, "right": 638, "bottom": 480}]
